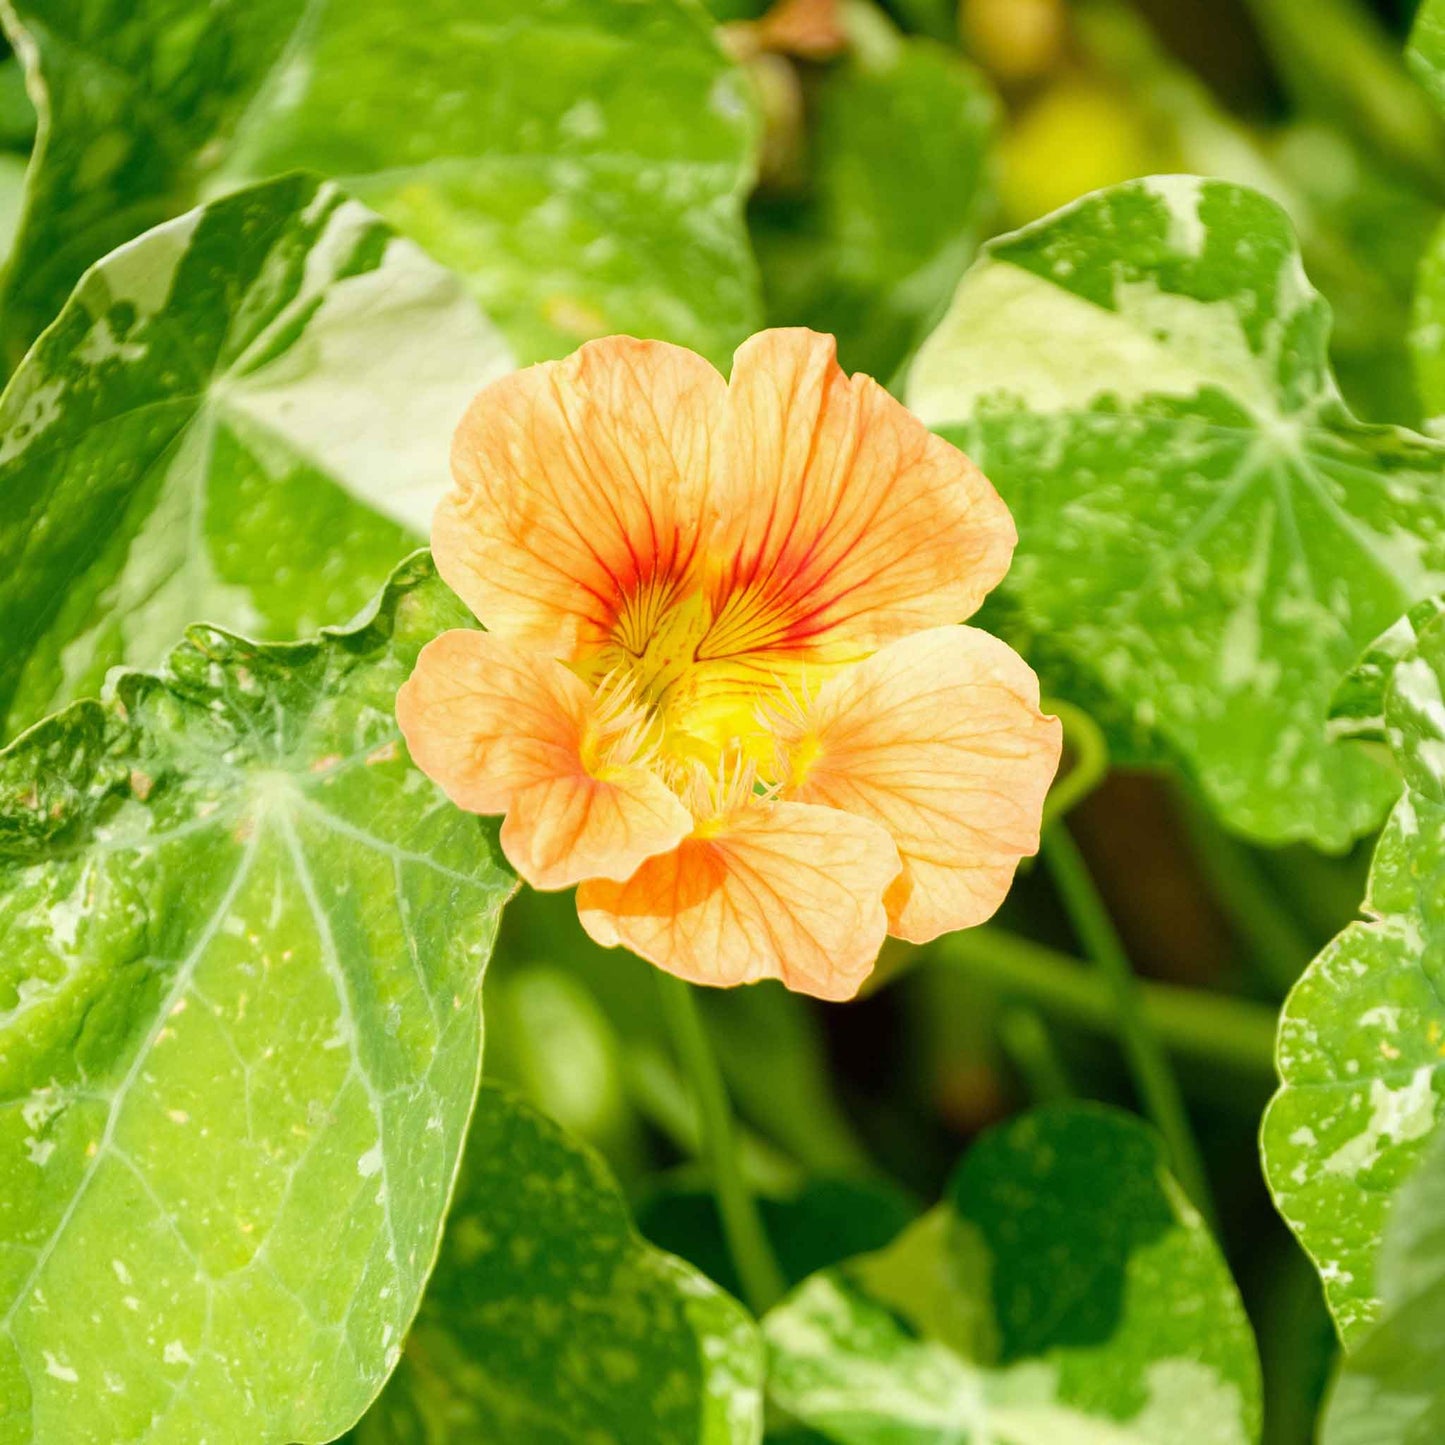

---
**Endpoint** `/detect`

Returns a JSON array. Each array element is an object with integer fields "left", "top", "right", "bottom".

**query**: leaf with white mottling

[
  {"left": 765, "top": 1106, "right": 1262, "bottom": 1444},
  {"left": 0, "top": 0, "right": 759, "bottom": 371},
  {"left": 0, "top": 172, "right": 512, "bottom": 742},
  {"left": 1264, "top": 606, "right": 1445, "bottom": 1342},
  {"left": 345, "top": 1083, "right": 764, "bottom": 1444},
  {"left": 1319, "top": 1123, "right": 1445, "bottom": 1444},
  {"left": 0, "top": 554, "right": 514, "bottom": 1444},
  {"left": 1330, "top": 596, "right": 1445, "bottom": 746},
  {"left": 907, "top": 175, "right": 1445, "bottom": 849}
]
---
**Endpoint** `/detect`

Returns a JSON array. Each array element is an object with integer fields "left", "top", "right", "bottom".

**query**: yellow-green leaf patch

[
  {"left": 0, "top": 173, "right": 512, "bottom": 742},
  {"left": 0, "top": 555, "right": 513, "bottom": 1444}
]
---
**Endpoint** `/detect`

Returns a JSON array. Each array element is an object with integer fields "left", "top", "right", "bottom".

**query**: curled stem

[{"left": 1041, "top": 698, "right": 1109, "bottom": 827}]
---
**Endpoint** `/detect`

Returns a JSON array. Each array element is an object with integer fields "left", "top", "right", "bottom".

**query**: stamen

[
  {"left": 583, "top": 668, "right": 662, "bottom": 773},
  {"left": 756, "top": 676, "right": 820, "bottom": 791},
  {"left": 678, "top": 748, "right": 777, "bottom": 832}
]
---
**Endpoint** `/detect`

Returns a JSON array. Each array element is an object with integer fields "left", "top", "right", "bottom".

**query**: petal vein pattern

[{"left": 408, "top": 328, "right": 1058, "bottom": 996}]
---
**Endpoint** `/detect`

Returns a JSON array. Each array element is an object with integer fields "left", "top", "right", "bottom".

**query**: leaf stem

[
  {"left": 997, "top": 1006, "right": 1073, "bottom": 1103},
  {"left": 1175, "top": 785, "right": 1314, "bottom": 995},
  {"left": 933, "top": 928, "right": 1278, "bottom": 1079},
  {"left": 656, "top": 973, "right": 787, "bottom": 1316},
  {"left": 1041, "top": 821, "right": 1217, "bottom": 1224}
]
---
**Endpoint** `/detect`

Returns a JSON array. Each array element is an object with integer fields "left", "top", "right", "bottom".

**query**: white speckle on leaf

[
  {"left": 1323, "top": 1065, "right": 1439, "bottom": 1177},
  {"left": 42, "top": 1352, "right": 78, "bottom": 1384}
]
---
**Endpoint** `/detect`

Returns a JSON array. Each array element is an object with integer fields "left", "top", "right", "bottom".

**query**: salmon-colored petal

[
  {"left": 708, "top": 329, "right": 1014, "bottom": 658},
  {"left": 396, "top": 630, "right": 691, "bottom": 889},
  {"left": 576, "top": 799, "right": 900, "bottom": 1000},
  {"left": 782, "top": 627, "right": 1061, "bottom": 943},
  {"left": 436, "top": 337, "right": 726, "bottom": 658}
]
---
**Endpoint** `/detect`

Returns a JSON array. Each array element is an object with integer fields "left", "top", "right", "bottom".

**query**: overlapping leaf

[
  {"left": 1319, "top": 1124, "right": 1445, "bottom": 1443},
  {"left": 0, "top": 0, "right": 759, "bottom": 370},
  {"left": 765, "top": 1106, "right": 1262, "bottom": 1443},
  {"left": 345, "top": 1083, "right": 764, "bottom": 1444},
  {"left": 0, "top": 172, "right": 512, "bottom": 742},
  {"left": 907, "top": 175, "right": 1445, "bottom": 849},
  {"left": 750, "top": 29, "right": 994, "bottom": 383},
  {"left": 1264, "top": 599, "right": 1445, "bottom": 1342},
  {"left": 0, "top": 555, "right": 514, "bottom": 1444}
]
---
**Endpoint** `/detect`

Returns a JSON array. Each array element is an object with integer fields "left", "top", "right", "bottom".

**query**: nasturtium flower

[{"left": 398, "top": 329, "right": 1060, "bottom": 999}]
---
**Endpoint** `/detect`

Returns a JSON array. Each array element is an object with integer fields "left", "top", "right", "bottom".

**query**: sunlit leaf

[
  {"left": 765, "top": 1106, "right": 1262, "bottom": 1444},
  {"left": 0, "top": 172, "right": 511, "bottom": 742},
  {"left": 0, "top": 555, "right": 513, "bottom": 1443},
  {"left": 0, "top": 0, "right": 759, "bottom": 370},
  {"left": 750, "top": 30, "right": 994, "bottom": 383},
  {"left": 1318, "top": 1123, "right": 1445, "bottom": 1443},
  {"left": 1329, "top": 596, "right": 1445, "bottom": 745},
  {"left": 1264, "top": 600, "right": 1445, "bottom": 1342},
  {"left": 907, "top": 175, "right": 1445, "bottom": 849},
  {"left": 345, "top": 1082, "right": 764, "bottom": 1445}
]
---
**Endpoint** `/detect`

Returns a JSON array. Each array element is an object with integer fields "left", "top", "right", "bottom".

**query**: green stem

[
  {"left": 656, "top": 973, "right": 787, "bottom": 1316},
  {"left": 622, "top": 1047, "right": 802, "bottom": 1196},
  {"left": 1042, "top": 822, "right": 1216, "bottom": 1224},
  {"left": 1175, "top": 786, "right": 1314, "bottom": 995},
  {"left": 1041, "top": 699, "right": 1109, "bottom": 828},
  {"left": 997, "top": 1007, "right": 1073, "bottom": 1103},
  {"left": 934, "top": 927, "right": 1278, "bottom": 1078}
]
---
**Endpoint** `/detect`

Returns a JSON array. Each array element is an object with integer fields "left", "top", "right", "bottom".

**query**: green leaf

[
  {"left": 1328, "top": 596, "right": 1445, "bottom": 746},
  {"left": 0, "top": 0, "right": 759, "bottom": 371},
  {"left": 1318, "top": 1123, "right": 1445, "bottom": 1444},
  {"left": 0, "top": 171, "right": 512, "bottom": 743},
  {"left": 764, "top": 1106, "right": 1262, "bottom": 1444},
  {"left": 638, "top": 1176, "right": 918, "bottom": 1303},
  {"left": 344, "top": 1082, "right": 764, "bottom": 1445},
  {"left": 1263, "top": 603, "right": 1445, "bottom": 1343},
  {"left": 906, "top": 175, "right": 1445, "bottom": 849},
  {"left": 0, "top": 554, "right": 514, "bottom": 1444},
  {"left": 750, "top": 31, "right": 994, "bottom": 383}
]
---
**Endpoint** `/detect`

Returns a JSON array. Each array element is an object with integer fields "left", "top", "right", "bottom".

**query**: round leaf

[
  {"left": 765, "top": 1106, "right": 1262, "bottom": 1443},
  {"left": 907, "top": 176, "right": 1445, "bottom": 849},
  {"left": 345, "top": 1083, "right": 764, "bottom": 1444},
  {"left": 0, "top": 556, "right": 514, "bottom": 1443},
  {"left": 0, "top": 173, "right": 512, "bottom": 741}
]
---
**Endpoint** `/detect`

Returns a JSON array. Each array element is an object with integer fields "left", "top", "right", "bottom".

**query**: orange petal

[
  {"left": 396, "top": 631, "right": 691, "bottom": 889},
  {"left": 709, "top": 328, "right": 1015, "bottom": 657},
  {"left": 783, "top": 627, "right": 1061, "bottom": 943},
  {"left": 436, "top": 337, "right": 726, "bottom": 658},
  {"left": 576, "top": 800, "right": 900, "bottom": 1000}
]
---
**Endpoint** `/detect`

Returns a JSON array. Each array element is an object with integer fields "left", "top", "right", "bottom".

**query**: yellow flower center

[{"left": 577, "top": 574, "right": 845, "bottom": 790}]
